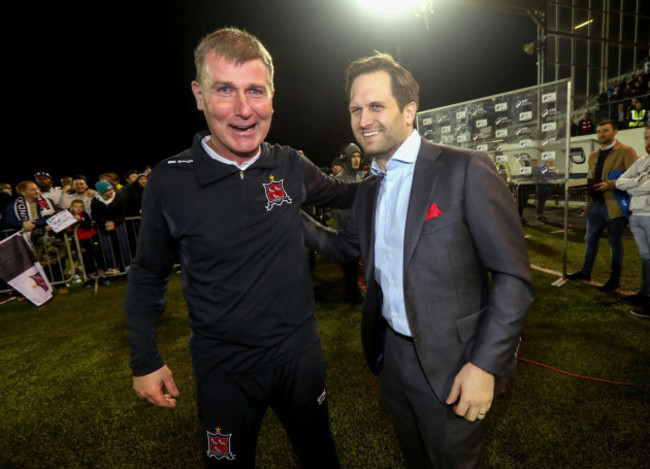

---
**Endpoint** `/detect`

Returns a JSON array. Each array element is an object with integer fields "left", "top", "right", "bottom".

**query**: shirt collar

[
  {"left": 370, "top": 130, "right": 421, "bottom": 176},
  {"left": 600, "top": 139, "right": 616, "bottom": 151},
  {"left": 201, "top": 135, "right": 260, "bottom": 171}
]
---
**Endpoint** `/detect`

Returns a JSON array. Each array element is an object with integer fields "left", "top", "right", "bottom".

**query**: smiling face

[
  {"left": 348, "top": 71, "right": 416, "bottom": 168},
  {"left": 72, "top": 179, "right": 88, "bottom": 194},
  {"left": 191, "top": 53, "right": 273, "bottom": 163}
]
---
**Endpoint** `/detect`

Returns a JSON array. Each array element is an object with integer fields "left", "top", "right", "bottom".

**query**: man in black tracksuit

[{"left": 124, "top": 28, "right": 355, "bottom": 468}]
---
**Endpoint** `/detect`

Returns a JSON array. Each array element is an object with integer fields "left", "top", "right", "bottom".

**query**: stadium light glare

[{"left": 359, "top": 0, "right": 423, "bottom": 15}]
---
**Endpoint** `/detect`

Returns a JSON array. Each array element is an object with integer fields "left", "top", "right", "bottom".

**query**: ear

[
  {"left": 191, "top": 81, "right": 205, "bottom": 111},
  {"left": 404, "top": 101, "right": 417, "bottom": 127}
]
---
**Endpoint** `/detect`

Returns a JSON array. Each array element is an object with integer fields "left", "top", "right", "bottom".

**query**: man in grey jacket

[
  {"left": 303, "top": 52, "right": 533, "bottom": 468},
  {"left": 616, "top": 124, "right": 650, "bottom": 317}
]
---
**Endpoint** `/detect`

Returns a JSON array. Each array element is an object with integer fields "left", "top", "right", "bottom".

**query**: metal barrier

[{"left": 0, "top": 217, "right": 142, "bottom": 296}]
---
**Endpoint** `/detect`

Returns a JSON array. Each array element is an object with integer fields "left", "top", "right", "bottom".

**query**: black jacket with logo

[{"left": 125, "top": 132, "right": 357, "bottom": 380}]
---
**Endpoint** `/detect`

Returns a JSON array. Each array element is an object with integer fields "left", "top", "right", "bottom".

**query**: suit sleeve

[
  {"left": 463, "top": 152, "right": 534, "bottom": 377},
  {"left": 301, "top": 210, "right": 360, "bottom": 264}
]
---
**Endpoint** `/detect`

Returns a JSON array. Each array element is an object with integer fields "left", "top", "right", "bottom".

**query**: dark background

[{"left": 8, "top": 0, "right": 537, "bottom": 186}]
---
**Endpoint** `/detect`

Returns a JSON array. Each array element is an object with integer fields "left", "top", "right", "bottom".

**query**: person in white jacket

[{"left": 616, "top": 124, "right": 650, "bottom": 317}]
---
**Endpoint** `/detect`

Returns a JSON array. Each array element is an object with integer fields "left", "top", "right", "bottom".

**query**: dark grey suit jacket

[{"left": 304, "top": 137, "right": 534, "bottom": 401}]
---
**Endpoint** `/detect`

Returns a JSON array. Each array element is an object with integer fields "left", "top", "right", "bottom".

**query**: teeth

[
  {"left": 233, "top": 125, "right": 255, "bottom": 132},
  {"left": 363, "top": 131, "right": 379, "bottom": 137}
]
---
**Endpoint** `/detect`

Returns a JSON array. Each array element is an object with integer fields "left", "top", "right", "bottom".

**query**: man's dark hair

[
  {"left": 597, "top": 118, "right": 618, "bottom": 130},
  {"left": 345, "top": 52, "right": 419, "bottom": 111}
]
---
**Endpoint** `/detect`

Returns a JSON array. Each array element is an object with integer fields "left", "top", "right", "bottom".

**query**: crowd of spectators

[
  {"left": 0, "top": 169, "right": 150, "bottom": 302},
  {"left": 573, "top": 64, "right": 650, "bottom": 136}
]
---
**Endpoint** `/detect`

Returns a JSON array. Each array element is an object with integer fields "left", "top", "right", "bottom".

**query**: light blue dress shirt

[{"left": 371, "top": 130, "right": 421, "bottom": 336}]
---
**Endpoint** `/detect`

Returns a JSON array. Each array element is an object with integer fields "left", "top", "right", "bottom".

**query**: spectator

[
  {"left": 99, "top": 172, "right": 123, "bottom": 191},
  {"left": 91, "top": 181, "right": 130, "bottom": 274},
  {"left": 567, "top": 119, "right": 638, "bottom": 291},
  {"left": 66, "top": 199, "right": 104, "bottom": 279},
  {"left": 611, "top": 102, "right": 628, "bottom": 130},
  {"left": 121, "top": 170, "right": 139, "bottom": 190},
  {"left": 616, "top": 124, "right": 650, "bottom": 317},
  {"left": 121, "top": 173, "right": 147, "bottom": 217},
  {"left": 6, "top": 180, "right": 67, "bottom": 294},
  {"left": 1, "top": 182, "right": 12, "bottom": 196},
  {"left": 577, "top": 110, "right": 595, "bottom": 135},
  {"left": 6, "top": 181, "right": 57, "bottom": 241},
  {"left": 60, "top": 176, "right": 73, "bottom": 193},
  {"left": 34, "top": 171, "right": 66, "bottom": 209},
  {"left": 330, "top": 157, "right": 344, "bottom": 176},
  {"left": 61, "top": 176, "right": 97, "bottom": 216},
  {"left": 628, "top": 100, "right": 647, "bottom": 128},
  {"left": 332, "top": 143, "right": 367, "bottom": 310}
]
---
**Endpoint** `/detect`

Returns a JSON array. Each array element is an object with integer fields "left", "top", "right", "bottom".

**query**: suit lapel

[
  {"left": 361, "top": 176, "right": 380, "bottom": 270},
  {"left": 403, "top": 140, "right": 445, "bottom": 271}
]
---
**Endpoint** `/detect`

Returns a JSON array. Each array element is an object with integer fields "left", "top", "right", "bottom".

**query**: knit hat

[{"left": 95, "top": 180, "right": 113, "bottom": 195}]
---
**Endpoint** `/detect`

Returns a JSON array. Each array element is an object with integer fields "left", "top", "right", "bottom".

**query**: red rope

[{"left": 518, "top": 357, "right": 650, "bottom": 388}]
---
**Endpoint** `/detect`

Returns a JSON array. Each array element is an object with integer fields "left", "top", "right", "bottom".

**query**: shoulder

[
  {"left": 261, "top": 142, "right": 303, "bottom": 164},
  {"left": 157, "top": 148, "right": 195, "bottom": 172}
]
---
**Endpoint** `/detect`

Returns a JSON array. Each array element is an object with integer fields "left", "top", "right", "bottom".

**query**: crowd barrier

[{"left": 0, "top": 217, "right": 142, "bottom": 295}]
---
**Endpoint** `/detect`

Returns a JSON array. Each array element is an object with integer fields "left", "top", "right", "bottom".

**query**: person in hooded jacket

[{"left": 333, "top": 143, "right": 367, "bottom": 309}]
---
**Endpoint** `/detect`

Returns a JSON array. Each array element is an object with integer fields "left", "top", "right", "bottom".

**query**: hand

[
  {"left": 22, "top": 220, "right": 36, "bottom": 231},
  {"left": 446, "top": 362, "right": 495, "bottom": 422},
  {"left": 132, "top": 365, "right": 179, "bottom": 408},
  {"left": 592, "top": 181, "right": 609, "bottom": 191},
  {"left": 105, "top": 221, "right": 115, "bottom": 231}
]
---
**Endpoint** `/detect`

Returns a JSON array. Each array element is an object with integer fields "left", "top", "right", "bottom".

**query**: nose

[
  {"left": 234, "top": 92, "right": 253, "bottom": 119},
  {"left": 357, "top": 109, "right": 372, "bottom": 129}
]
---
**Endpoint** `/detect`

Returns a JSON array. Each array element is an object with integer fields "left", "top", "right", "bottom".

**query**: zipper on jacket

[{"left": 240, "top": 171, "right": 244, "bottom": 180}]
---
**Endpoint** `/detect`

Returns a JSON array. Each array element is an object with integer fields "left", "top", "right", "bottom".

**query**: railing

[{"left": 0, "top": 217, "right": 141, "bottom": 295}]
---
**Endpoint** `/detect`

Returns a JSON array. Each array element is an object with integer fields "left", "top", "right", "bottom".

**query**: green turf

[{"left": 1, "top": 221, "right": 649, "bottom": 468}]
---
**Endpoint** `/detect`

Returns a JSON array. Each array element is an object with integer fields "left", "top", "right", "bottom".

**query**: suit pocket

[{"left": 455, "top": 307, "right": 486, "bottom": 343}]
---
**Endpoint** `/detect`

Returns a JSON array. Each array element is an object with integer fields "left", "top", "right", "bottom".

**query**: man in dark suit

[{"left": 303, "top": 53, "right": 534, "bottom": 468}]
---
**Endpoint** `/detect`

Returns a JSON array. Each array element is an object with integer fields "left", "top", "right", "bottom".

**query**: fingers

[
  {"left": 454, "top": 399, "right": 492, "bottom": 422},
  {"left": 132, "top": 365, "right": 179, "bottom": 408}
]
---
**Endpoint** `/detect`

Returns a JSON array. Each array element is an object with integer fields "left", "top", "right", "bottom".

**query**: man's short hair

[
  {"left": 194, "top": 27, "right": 274, "bottom": 93},
  {"left": 345, "top": 52, "right": 419, "bottom": 111},
  {"left": 16, "top": 180, "right": 35, "bottom": 194},
  {"left": 597, "top": 118, "right": 617, "bottom": 130}
]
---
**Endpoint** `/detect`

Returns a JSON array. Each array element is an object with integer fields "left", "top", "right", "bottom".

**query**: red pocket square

[{"left": 425, "top": 203, "right": 443, "bottom": 221}]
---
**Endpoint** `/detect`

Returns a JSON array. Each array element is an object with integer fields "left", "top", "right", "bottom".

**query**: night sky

[{"left": 10, "top": 1, "right": 537, "bottom": 186}]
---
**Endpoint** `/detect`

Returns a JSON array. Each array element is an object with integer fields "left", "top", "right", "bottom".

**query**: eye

[
  {"left": 371, "top": 104, "right": 384, "bottom": 111},
  {"left": 349, "top": 107, "right": 361, "bottom": 114},
  {"left": 217, "top": 86, "right": 232, "bottom": 94},
  {"left": 248, "top": 87, "right": 267, "bottom": 97}
]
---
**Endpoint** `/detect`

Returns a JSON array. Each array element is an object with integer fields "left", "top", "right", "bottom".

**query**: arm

[
  {"left": 300, "top": 154, "right": 359, "bottom": 209},
  {"left": 447, "top": 152, "right": 534, "bottom": 420},
  {"left": 301, "top": 210, "right": 360, "bottom": 264},
  {"left": 125, "top": 170, "right": 179, "bottom": 407},
  {"left": 616, "top": 157, "right": 649, "bottom": 193}
]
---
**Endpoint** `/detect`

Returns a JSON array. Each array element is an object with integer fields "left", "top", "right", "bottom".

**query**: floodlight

[{"left": 359, "top": 0, "right": 422, "bottom": 14}]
